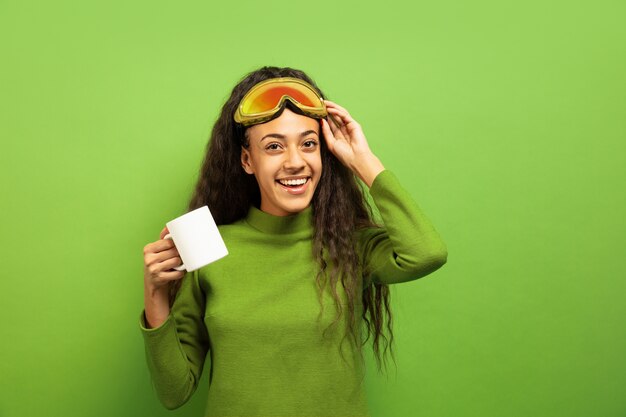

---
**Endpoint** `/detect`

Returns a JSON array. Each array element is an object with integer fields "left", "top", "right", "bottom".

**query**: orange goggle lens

[{"left": 234, "top": 77, "right": 327, "bottom": 126}]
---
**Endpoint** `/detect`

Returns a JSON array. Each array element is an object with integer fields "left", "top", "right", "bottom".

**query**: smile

[{"left": 275, "top": 177, "right": 310, "bottom": 195}]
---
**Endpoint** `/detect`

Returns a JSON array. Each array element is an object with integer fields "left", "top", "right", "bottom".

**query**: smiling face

[{"left": 241, "top": 108, "right": 322, "bottom": 216}]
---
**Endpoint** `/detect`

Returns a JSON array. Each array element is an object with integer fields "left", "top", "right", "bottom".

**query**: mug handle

[{"left": 163, "top": 233, "right": 186, "bottom": 271}]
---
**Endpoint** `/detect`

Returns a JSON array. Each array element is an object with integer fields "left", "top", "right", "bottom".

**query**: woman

[{"left": 140, "top": 66, "right": 448, "bottom": 417}]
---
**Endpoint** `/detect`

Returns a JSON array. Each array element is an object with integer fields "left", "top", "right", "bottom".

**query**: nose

[{"left": 283, "top": 144, "right": 306, "bottom": 170}]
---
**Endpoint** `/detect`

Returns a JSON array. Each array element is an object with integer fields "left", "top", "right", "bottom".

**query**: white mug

[{"left": 164, "top": 205, "right": 228, "bottom": 272}]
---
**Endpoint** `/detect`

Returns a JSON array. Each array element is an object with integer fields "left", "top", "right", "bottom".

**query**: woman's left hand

[{"left": 321, "top": 100, "right": 385, "bottom": 187}]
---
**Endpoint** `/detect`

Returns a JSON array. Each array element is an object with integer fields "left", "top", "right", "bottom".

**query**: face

[{"left": 241, "top": 108, "right": 322, "bottom": 216}]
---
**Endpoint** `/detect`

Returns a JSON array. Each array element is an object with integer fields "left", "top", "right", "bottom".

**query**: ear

[{"left": 240, "top": 147, "right": 254, "bottom": 175}]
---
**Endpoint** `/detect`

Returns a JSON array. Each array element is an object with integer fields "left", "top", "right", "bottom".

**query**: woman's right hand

[
  {"left": 143, "top": 226, "right": 186, "bottom": 292},
  {"left": 142, "top": 226, "right": 185, "bottom": 328}
]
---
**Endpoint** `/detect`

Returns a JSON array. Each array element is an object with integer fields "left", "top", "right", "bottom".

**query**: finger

[
  {"left": 159, "top": 226, "right": 169, "bottom": 240},
  {"left": 326, "top": 110, "right": 343, "bottom": 129},
  {"left": 327, "top": 107, "right": 356, "bottom": 127},
  {"left": 327, "top": 108, "right": 350, "bottom": 139},
  {"left": 159, "top": 269, "right": 186, "bottom": 281},
  {"left": 160, "top": 255, "right": 183, "bottom": 271},
  {"left": 326, "top": 101, "right": 341, "bottom": 125},
  {"left": 324, "top": 100, "right": 350, "bottom": 115},
  {"left": 329, "top": 107, "right": 361, "bottom": 139},
  {"left": 154, "top": 247, "right": 180, "bottom": 262},
  {"left": 326, "top": 112, "right": 345, "bottom": 140},
  {"left": 152, "top": 237, "right": 176, "bottom": 253},
  {"left": 320, "top": 119, "right": 337, "bottom": 152},
  {"left": 144, "top": 247, "right": 179, "bottom": 269},
  {"left": 144, "top": 240, "right": 172, "bottom": 259},
  {"left": 324, "top": 99, "right": 359, "bottom": 134}
]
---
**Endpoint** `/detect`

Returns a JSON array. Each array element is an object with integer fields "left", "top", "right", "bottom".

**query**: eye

[
  {"left": 266, "top": 143, "right": 281, "bottom": 151},
  {"left": 304, "top": 140, "right": 318, "bottom": 148}
]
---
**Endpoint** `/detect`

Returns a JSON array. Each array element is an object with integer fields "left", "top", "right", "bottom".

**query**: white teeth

[{"left": 278, "top": 178, "right": 308, "bottom": 186}]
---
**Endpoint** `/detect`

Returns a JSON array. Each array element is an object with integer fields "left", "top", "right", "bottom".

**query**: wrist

[
  {"left": 144, "top": 281, "right": 170, "bottom": 300},
  {"left": 350, "top": 153, "right": 385, "bottom": 188},
  {"left": 143, "top": 308, "right": 170, "bottom": 329},
  {"left": 144, "top": 286, "right": 171, "bottom": 329}
]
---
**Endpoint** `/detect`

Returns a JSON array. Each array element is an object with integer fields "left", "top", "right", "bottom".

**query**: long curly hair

[{"left": 172, "top": 65, "right": 396, "bottom": 375}]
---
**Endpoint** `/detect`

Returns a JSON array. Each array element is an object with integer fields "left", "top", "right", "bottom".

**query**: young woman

[{"left": 140, "top": 66, "right": 448, "bottom": 417}]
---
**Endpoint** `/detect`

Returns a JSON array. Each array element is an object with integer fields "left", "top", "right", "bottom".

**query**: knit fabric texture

[{"left": 139, "top": 169, "right": 448, "bottom": 417}]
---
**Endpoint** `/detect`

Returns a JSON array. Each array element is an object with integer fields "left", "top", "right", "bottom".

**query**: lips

[{"left": 275, "top": 177, "right": 310, "bottom": 195}]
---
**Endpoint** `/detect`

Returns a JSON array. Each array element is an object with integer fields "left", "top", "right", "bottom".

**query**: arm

[
  {"left": 139, "top": 268, "right": 210, "bottom": 410},
  {"left": 356, "top": 168, "right": 448, "bottom": 287},
  {"left": 319, "top": 101, "right": 447, "bottom": 286}
]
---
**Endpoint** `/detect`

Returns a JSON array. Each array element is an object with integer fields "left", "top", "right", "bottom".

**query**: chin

[{"left": 282, "top": 200, "right": 311, "bottom": 214}]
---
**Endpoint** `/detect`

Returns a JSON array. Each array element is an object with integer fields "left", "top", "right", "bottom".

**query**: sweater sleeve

[
  {"left": 356, "top": 169, "right": 448, "bottom": 287},
  {"left": 138, "top": 268, "right": 211, "bottom": 410}
]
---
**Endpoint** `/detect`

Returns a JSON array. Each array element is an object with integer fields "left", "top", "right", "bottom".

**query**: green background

[{"left": 1, "top": 1, "right": 624, "bottom": 416}]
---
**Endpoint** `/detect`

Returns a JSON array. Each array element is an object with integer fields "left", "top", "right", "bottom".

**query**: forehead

[{"left": 246, "top": 108, "right": 319, "bottom": 140}]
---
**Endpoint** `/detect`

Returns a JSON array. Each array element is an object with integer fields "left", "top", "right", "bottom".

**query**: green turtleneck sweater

[{"left": 139, "top": 169, "right": 447, "bottom": 417}]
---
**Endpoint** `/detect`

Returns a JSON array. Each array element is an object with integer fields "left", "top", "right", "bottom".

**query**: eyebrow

[{"left": 261, "top": 130, "right": 319, "bottom": 142}]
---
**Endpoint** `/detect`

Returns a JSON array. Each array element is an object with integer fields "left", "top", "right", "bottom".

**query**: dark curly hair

[{"left": 172, "top": 65, "right": 396, "bottom": 375}]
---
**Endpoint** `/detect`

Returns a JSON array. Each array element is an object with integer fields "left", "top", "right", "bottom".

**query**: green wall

[{"left": 1, "top": 1, "right": 624, "bottom": 416}]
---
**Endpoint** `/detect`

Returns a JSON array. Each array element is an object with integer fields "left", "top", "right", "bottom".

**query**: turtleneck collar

[{"left": 244, "top": 204, "right": 313, "bottom": 235}]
